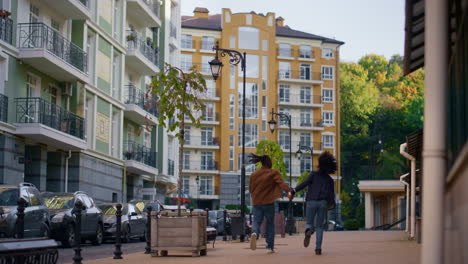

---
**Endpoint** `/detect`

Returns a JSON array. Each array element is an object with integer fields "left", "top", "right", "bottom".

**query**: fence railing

[
  {"left": 279, "top": 93, "right": 323, "bottom": 105},
  {"left": 277, "top": 48, "right": 315, "bottom": 59},
  {"left": 18, "top": 23, "right": 88, "bottom": 73},
  {"left": 278, "top": 70, "right": 321, "bottom": 81},
  {"left": 124, "top": 84, "right": 158, "bottom": 117},
  {"left": 0, "top": 93, "right": 8, "bottom": 123},
  {"left": 280, "top": 141, "right": 322, "bottom": 151},
  {"left": 126, "top": 31, "right": 159, "bottom": 66},
  {"left": 182, "top": 160, "right": 218, "bottom": 171},
  {"left": 0, "top": 16, "right": 13, "bottom": 45},
  {"left": 15, "top": 97, "right": 85, "bottom": 139},
  {"left": 123, "top": 140, "right": 156, "bottom": 168},
  {"left": 280, "top": 117, "right": 323, "bottom": 128},
  {"left": 185, "top": 136, "right": 219, "bottom": 147},
  {"left": 185, "top": 112, "right": 219, "bottom": 122}
]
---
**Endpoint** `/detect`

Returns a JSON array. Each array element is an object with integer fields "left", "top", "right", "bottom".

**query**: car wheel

[
  {"left": 91, "top": 224, "right": 103, "bottom": 245},
  {"left": 122, "top": 225, "right": 131, "bottom": 243},
  {"left": 63, "top": 224, "right": 75, "bottom": 248}
]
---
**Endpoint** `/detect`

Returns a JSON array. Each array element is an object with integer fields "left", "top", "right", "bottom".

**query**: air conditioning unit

[{"left": 62, "top": 83, "right": 73, "bottom": 96}]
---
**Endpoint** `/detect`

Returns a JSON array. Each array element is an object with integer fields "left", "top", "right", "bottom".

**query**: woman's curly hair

[
  {"left": 318, "top": 151, "right": 337, "bottom": 174},
  {"left": 249, "top": 154, "right": 272, "bottom": 168}
]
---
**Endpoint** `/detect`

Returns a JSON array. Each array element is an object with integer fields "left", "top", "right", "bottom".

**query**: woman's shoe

[
  {"left": 304, "top": 229, "right": 314, "bottom": 247},
  {"left": 315, "top": 249, "right": 322, "bottom": 255}
]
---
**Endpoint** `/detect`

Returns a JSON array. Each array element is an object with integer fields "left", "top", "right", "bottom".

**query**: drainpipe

[
  {"left": 400, "top": 143, "right": 416, "bottom": 239},
  {"left": 64, "top": 151, "right": 71, "bottom": 192},
  {"left": 399, "top": 172, "right": 410, "bottom": 233}
]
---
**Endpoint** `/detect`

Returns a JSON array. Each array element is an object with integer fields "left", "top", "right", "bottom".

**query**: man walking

[{"left": 248, "top": 154, "right": 292, "bottom": 253}]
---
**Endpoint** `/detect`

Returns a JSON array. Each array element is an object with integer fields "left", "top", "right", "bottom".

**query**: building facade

[
  {"left": 181, "top": 8, "right": 343, "bottom": 212},
  {"left": 0, "top": 0, "right": 180, "bottom": 203}
]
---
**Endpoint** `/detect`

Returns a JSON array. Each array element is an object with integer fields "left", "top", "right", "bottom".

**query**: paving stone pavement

[{"left": 78, "top": 231, "right": 420, "bottom": 264}]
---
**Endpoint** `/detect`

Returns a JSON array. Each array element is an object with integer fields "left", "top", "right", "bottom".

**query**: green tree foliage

[
  {"left": 294, "top": 171, "right": 310, "bottom": 196},
  {"left": 255, "top": 140, "right": 287, "bottom": 180},
  {"left": 340, "top": 54, "right": 424, "bottom": 221}
]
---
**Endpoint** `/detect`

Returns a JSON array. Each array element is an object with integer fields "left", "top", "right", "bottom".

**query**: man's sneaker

[
  {"left": 267, "top": 247, "right": 275, "bottom": 254},
  {"left": 304, "top": 229, "right": 314, "bottom": 248},
  {"left": 250, "top": 233, "right": 257, "bottom": 250},
  {"left": 315, "top": 249, "right": 322, "bottom": 255}
]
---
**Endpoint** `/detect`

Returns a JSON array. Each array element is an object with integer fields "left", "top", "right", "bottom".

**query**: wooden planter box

[{"left": 150, "top": 212, "right": 207, "bottom": 257}]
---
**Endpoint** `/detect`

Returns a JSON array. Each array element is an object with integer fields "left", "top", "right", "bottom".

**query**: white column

[
  {"left": 365, "top": 192, "right": 374, "bottom": 229},
  {"left": 421, "top": 0, "right": 448, "bottom": 263}
]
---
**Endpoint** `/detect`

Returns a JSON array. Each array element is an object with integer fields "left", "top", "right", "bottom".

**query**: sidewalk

[{"left": 80, "top": 231, "right": 420, "bottom": 264}]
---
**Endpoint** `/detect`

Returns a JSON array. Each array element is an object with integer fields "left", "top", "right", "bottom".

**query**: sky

[{"left": 181, "top": 0, "right": 405, "bottom": 63}]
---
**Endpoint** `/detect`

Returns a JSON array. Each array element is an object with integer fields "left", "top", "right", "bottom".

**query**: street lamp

[
  {"left": 209, "top": 41, "right": 247, "bottom": 242},
  {"left": 268, "top": 108, "right": 294, "bottom": 235}
]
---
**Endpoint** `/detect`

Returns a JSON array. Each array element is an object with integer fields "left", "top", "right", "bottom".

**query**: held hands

[{"left": 288, "top": 189, "right": 296, "bottom": 201}]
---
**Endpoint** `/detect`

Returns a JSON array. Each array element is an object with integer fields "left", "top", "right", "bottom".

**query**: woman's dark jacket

[{"left": 293, "top": 171, "right": 335, "bottom": 205}]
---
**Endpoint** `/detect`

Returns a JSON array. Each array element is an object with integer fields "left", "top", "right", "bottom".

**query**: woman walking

[
  {"left": 289, "top": 151, "right": 337, "bottom": 255},
  {"left": 248, "top": 154, "right": 292, "bottom": 253}
]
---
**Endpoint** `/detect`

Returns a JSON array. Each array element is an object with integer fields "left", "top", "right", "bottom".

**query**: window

[
  {"left": 262, "top": 56, "right": 268, "bottom": 89},
  {"left": 201, "top": 55, "right": 213, "bottom": 72},
  {"left": 202, "top": 36, "right": 214, "bottom": 50},
  {"left": 279, "top": 62, "right": 291, "bottom": 78},
  {"left": 201, "top": 152, "right": 214, "bottom": 170},
  {"left": 279, "top": 108, "right": 290, "bottom": 126},
  {"left": 323, "top": 111, "right": 334, "bottom": 125},
  {"left": 184, "top": 126, "right": 191, "bottom": 145},
  {"left": 300, "top": 109, "right": 312, "bottom": 127},
  {"left": 182, "top": 175, "right": 190, "bottom": 193},
  {"left": 183, "top": 151, "right": 190, "bottom": 169},
  {"left": 201, "top": 127, "right": 214, "bottom": 145},
  {"left": 300, "top": 86, "right": 311, "bottom": 104},
  {"left": 200, "top": 176, "right": 213, "bottom": 195},
  {"left": 300, "top": 156, "right": 312, "bottom": 172},
  {"left": 300, "top": 133, "right": 311, "bottom": 147},
  {"left": 112, "top": 53, "right": 120, "bottom": 99},
  {"left": 238, "top": 124, "right": 258, "bottom": 148},
  {"left": 279, "top": 43, "right": 291, "bottom": 57},
  {"left": 322, "top": 66, "right": 334, "bottom": 80},
  {"left": 238, "top": 27, "right": 259, "bottom": 50},
  {"left": 144, "top": 130, "right": 151, "bottom": 146},
  {"left": 181, "top": 34, "right": 192, "bottom": 49},
  {"left": 240, "top": 54, "right": 259, "bottom": 78},
  {"left": 262, "top": 39, "right": 268, "bottom": 51},
  {"left": 230, "top": 65, "right": 235, "bottom": 89},
  {"left": 300, "top": 64, "right": 311, "bottom": 80},
  {"left": 30, "top": 4, "right": 40, "bottom": 23},
  {"left": 279, "top": 85, "right": 290, "bottom": 103},
  {"left": 284, "top": 154, "right": 291, "bottom": 174},
  {"left": 238, "top": 82, "right": 258, "bottom": 119},
  {"left": 113, "top": 0, "right": 121, "bottom": 40},
  {"left": 204, "top": 80, "right": 215, "bottom": 97},
  {"left": 127, "top": 125, "right": 135, "bottom": 142},
  {"left": 322, "top": 48, "right": 334, "bottom": 58},
  {"left": 87, "top": 33, "right": 96, "bottom": 83},
  {"left": 0, "top": 0, "right": 11, "bottom": 12},
  {"left": 322, "top": 89, "right": 333, "bottom": 102},
  {"left": 180, "top": 54, "right": 192, "bottom": 71},
  {"left": 111, "top": 110, "right": 120, "bottom": 157},
  {"left": 238, "top": 153, "right": 256, "bottom": 173},
  {"left": 322, "top": 134, "right": 334, "bottom": 148},
  {"left": 279, "top": 132, "right": 290, "bottom": 149},
  {"left": 202, "top": 103, "right": 215, "bottom": 121},
  {"left": 229, "top": 94, "right": 235, "bottom": 130},
  {"left": 262, "top": 96, "right": 267, "bottom": 132},
  {"left": 300, "top": 45, "right": 312, "bottom": 59},
  {"left": 229, "top": 135, "right": 234, "bottom": 171}
]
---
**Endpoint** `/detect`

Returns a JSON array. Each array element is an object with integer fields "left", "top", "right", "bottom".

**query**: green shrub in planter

[{"left": 344, "top": 219, "right": 360, "bottom": 230}]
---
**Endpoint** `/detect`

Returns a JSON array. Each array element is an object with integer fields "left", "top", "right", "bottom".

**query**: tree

[
  {"left": 255, "top": 140, "right": 287, "bottom": 180},
  {"left": 150, "top": 63, "right": 207, "bottom": 215}
]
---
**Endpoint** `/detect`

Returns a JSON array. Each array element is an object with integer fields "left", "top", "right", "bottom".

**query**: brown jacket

[{"left": 249, "top": 167, "right": 290, "bottom": 205}]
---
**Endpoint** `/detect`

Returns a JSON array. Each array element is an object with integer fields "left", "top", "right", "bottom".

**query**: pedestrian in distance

[
  {"left": 288, "top": 151, "right": 337, "bottom": 255},
  {"left": 248, "top": 153, "right": 293, "bottom": 253}
]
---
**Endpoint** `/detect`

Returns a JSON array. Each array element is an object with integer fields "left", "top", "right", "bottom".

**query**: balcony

[
  {"left": 278, "top": 70, "right": 322, "bottom": 84},
  {"left": 0, "top": 93, "right": 7, "bottom": 123},
  {"left": 127, "top": 0, "right": 161, "bottom": 27},
  {"left": 126, "top": 31, "right": 160, "bottom": 75},
  {"left": 182, "top": 62, "right": 212, "bottom": 75},
  {"left": 184, "top": 112, "right": 219, "bottom": 125},
  {"left": 279, "top": 93, "right": 323, "bottom": 107},
  {"left": 41, "top": 0, "right": 91, "bottom": 19},
  {"left": 280, "top": 140, "right": 323, "bottom": 154},
  {"left": 17, "top": 23, "right": 88, "bottom": 82},
  {"left": 123, "top": 140, "right": 157, "bottom": 176},
  {"left": 182, "top": 160, "right": 218, "bottom": 174},
  {"left": 14, "top": 97, "right": 86, "bottom": 150},
  {"left": 185, "top": 136, "right": 219, "bottom": 150},
  {"left": 279, "top": 117, "right": 324, "bottom": 131},
  {"left": 199, "top": 88, "right": 220, "bottom": 101},
  {"left": 277, "top": 48, "right": 315, "bottom": 60},
  {"left": 124, "top": 84, "right": 158, "bottom": 125},
  {"left": 0, "top": 17, "right": 13, "bottom": 45}
]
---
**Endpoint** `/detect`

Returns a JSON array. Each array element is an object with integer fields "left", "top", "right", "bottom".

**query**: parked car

[
  {"left": 130, "top": 200, "right": 164, "bottom": 217},
  {"left": 99, "top": 203, "right": 146, "bottom": 243},
  {"left": 43, "top": 191, "right": 103, "bottom": 247},
  {"left": 0, "top": 183, "right": 50, "bottom": 238}
]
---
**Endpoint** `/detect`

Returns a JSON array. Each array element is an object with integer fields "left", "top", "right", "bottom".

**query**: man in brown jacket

[{"left": 248, "top": 154, "right": 291, "bottom": 253}]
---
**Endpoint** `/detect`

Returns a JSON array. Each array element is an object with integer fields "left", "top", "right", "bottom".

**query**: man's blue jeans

[
  {"left": 305, "top": 200, "right": 327, "bottom": 249},
  {"left": 252, "top": 203, "right": 275, "bottom": 249}
]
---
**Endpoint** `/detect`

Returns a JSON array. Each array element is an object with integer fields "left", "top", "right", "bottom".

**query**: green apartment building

[{"left": 0, "top": 0, "right": 181, "bottom": 203}]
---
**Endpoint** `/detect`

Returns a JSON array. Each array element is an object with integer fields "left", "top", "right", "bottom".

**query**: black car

[
  {"left": 43, "top": 191, "right": 103, "bottom": 247},
  {"left": 99, "top": 203, "right": 146, "bottom": 243},
  {"left": 0, "top": 183, "right": 50, "bottom": 238}
]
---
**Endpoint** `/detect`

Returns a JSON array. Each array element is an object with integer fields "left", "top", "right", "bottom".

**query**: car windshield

[
  {"left": 99, "top": 205, "right": 128, "bottom": 215},
  {"left": 0, "top": 188, "right": 19, "bottom": 206},
  {"left": 44, "top": 195, "right": 74, "bottom": 209}
]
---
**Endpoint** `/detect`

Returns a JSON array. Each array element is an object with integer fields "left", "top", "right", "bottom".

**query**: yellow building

[{"left": 181, "top": 8, "right": 343, "bottom": 213}]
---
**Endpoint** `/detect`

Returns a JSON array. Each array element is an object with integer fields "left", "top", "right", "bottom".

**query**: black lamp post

[
  {"left": 196, "top": 175, "right": 200, "bottom": 209},
  {"left": 210, "top": 41, "right": 247, "bottom": 242},
  {"left": 268, "top": 108, "right": 294, "bottom": 235}
]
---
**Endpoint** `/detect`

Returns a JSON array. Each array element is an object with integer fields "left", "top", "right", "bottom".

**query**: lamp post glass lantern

[{"left": 209, "top": 41, "right": 247, "bottom": 242}]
